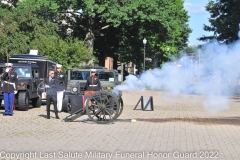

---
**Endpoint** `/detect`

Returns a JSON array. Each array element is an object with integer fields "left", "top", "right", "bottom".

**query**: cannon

[
  {"left": 63, "top": 90, "right": 123, "bottom": 124},
  {"left": 62, "top": 66, "right": 124, "bottom": 124}
]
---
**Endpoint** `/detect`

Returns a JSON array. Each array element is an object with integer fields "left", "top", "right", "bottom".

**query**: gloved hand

[
  {"left": 5, "top": 68, "right": 9, "bottom": 72},
  {"left": 14, "top": 90, "right": 17, "bottom": 94}
]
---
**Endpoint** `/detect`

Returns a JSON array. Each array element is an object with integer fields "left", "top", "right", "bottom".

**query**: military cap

[
  {"left": 5, "top": 63, "right": 13, "bottom": 67},
  {"left": 56, "top": 64, "right": 62, "bottom": 68},
  {"left": 90, "top": 69, "right": 96, "bottom": 72}
]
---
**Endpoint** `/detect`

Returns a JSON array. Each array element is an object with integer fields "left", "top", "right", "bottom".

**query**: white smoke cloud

[{"left": 113, "top": 39, "right": 240, "bottom": 114}]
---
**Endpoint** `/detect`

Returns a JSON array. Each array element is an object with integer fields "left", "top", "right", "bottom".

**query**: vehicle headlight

[{"left": 72, "top": 87, "right": 77, "bottom": 92}]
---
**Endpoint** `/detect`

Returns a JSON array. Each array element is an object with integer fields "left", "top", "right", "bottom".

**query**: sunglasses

[{"left": 7, "top": 66, "right": 12, "bottom": 68}]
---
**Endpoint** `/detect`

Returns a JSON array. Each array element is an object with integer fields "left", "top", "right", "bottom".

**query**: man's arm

[
  {"left": 44, "top": 78, "right": 50, "bottom": 88},
  {"left": 1, "top": 72, "right": 7, "bottom": 80},
  {"left": 15, "top": 72, "right": 18, "bottom": 90}
]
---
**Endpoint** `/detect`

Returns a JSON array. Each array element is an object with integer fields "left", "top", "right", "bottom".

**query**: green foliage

[
  {"left": 108, "top": 0, "right": 191, "bottom": 67},
  {"left": 1, "top": 0, "right": 191, "bottom": 71},
  {"left": 30, "top": 36, "right": 92, "bottom": 71},
  {"left": 199, "top": 0, "right": 240, "bottom": 43},
  {"left": 61, "top": 0, "right": 190, "bottom": 69},
  {"left": 0, "top": 14, "right": 27, "bottom": 62},
  {"left": 0, "top": 0, "right": 92, "bottom": 69}
]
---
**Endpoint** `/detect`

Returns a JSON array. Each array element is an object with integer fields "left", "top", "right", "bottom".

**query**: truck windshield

[
  {"left": 71, "top": 71, "right": 90, "bottom": 80},
  {"left": 0, "top": 67, "right": 31, "bottom": 78},
  {"left": 70, "top": 70, "right": 115, "bottom": 81},
  {"left": 96, "top": 71, "right": 114, "bottom": 82}
]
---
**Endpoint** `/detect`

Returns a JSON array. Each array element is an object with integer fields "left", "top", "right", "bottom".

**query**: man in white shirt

[{"left": 55, "top": 64, "right": 67, "bottom": 112}]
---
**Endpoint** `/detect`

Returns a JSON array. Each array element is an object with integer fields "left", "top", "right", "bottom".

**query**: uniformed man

[
  {"left": 1, "top": 63, "right": 18, "bottom": 116},
  {"left": 85, "top": 69, "right": 102, "bottom": 91},
  {"left": 55, "top": 64, "right": 67, "bottom": 112},
  {"left": 44, "top": 69, "right": 59, "bottom": 119}
]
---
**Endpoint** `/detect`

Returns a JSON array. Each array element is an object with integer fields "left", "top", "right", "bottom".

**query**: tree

[
  {"left": 1, "top": 0, "right": 191, "bottom": 70},
  {"left": 199, "top": 0, "right": 240, "bottom": 43},
  {"left": 67, "top": 0, "right": 191, "bottom": 68},
  {"left": 0, "top": 0, "right": 93, "bottom": 68},
  {"left": 112, "top": 0, "right": 191, "bottom": 69},
  {"left": 0, "top": 7, "right": 29, "bottom": 61},
  {"left": 30, "top": 36, "right": 92, "bottom": 71}
]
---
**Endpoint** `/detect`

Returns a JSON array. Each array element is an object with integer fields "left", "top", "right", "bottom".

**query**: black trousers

[{"left": 46, "top": 95, "right": 58, "bottom": 118}]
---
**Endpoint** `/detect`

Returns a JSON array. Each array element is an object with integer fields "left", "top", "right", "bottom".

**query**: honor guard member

[
  {"left": 44, "top": 69, "right": 59, "bottom": 119},
  {"left": 1, "top": 63, "right": 18, "bottom": 116},
  {"left": 55, "top": 64, "right": 67, "bottom": 112},
  {"left": 85, "top": 69, "right": 102, "bottom": 91}
]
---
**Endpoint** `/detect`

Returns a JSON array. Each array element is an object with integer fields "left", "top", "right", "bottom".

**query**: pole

[
  {"left": 144, "top": 44, "right": 146, "bottom": 71},
  {"left": 121, "top": 63, "right": 123, "bottom": 81}
]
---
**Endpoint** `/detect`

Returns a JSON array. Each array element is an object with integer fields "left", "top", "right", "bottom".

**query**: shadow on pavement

[
  {"left": 38, "top": 114, "right": 60, "bottom": 119},
  {"left": 38, "top": 114, "right": 48, "bottom": 119},
  {"left": 136, "top": 117, "right": 240, "bottom": 126},
  {"left": 115, "top": 119, "right": 132, "bottom": 123}
]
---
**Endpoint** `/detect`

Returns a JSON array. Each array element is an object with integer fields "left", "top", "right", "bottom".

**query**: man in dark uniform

[
  {"left": 85, "top": 69, "right": 102, "bottom": 91},
  {"left": 55, "top": 64, "right": 67, "bottom": 112},
  {"left": 1, "top": 63, "right": 18, "bottom": 116},
  {"left": 44, "top": 69, "right": 59, "bottom": 119}
]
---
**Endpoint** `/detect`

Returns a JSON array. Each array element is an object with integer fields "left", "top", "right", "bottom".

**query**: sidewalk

[{"left": 0, "top": 90, "right": 240, "bottom": 160}]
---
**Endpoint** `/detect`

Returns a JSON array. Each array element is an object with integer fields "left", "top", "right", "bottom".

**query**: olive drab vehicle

[
  {"left": 62, "top": 66, "right": 124, "bottom": 124},
  {"left": 0, "top": 53, "right": 57, "bottom": 111}
]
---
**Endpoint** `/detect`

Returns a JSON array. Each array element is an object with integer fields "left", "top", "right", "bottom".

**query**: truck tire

[
  {"left": 62, "top": 96, "right": 70, "bottom": 112},
  {"left": 32, "top": 97, "right": 42, "bottom": 108},
  {"left": 18, "top": 91, "right": 29, "bottom": 111}
]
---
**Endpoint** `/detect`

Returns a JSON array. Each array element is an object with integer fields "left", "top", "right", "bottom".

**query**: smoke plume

[{"left": 113, "top": 39, "right": 240, "bottom": 114}]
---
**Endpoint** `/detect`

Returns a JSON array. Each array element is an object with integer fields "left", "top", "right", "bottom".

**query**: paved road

[{"left": 0, "top": 90, "right": 240, "bottom": 160}]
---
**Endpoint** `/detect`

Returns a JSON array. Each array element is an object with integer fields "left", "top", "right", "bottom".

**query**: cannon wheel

[
  {"left": 115, "top": 97, "right": 123, "bottom": 119},
  {"left": 62, "top": 96, "right": 71, "bottom": 112},
  {"left": 86, "top": 91, "right": 120, "bottom": 124}
]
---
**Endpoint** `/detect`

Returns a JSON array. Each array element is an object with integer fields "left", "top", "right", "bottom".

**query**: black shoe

[
  {"left": 47, "top": 117, "right": 50, "bottom": 119},
  {"left": 98, "top": 118, "right": 103, "bottom": 121},
  {"left": 3, "top": 113, "right": 8, "bottom": 116},
  {"left": 56, "top": 116, "right": 60, "bottom": 119}
]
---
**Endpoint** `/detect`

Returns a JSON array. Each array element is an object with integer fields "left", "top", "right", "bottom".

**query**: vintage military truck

[
  {"left": 0, "top": 54, "right": 57, "bottom": 110},
  {"left": 62, "top": 66, "right": 124, "bottom": 123}
]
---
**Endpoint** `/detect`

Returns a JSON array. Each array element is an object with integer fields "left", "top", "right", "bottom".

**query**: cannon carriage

[
  {"left": 62, "top": 66, "right": 123, "bottom": 124},
  {"left": 63, "top": 90, "right": 123, "bottom": 124}
]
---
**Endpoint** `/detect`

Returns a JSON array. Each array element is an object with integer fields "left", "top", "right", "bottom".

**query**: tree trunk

[
  {"left": 85, "top": 31, "right": 94, "bottom": 55},
  {"left": 98, "top": 52, "right": 105, "bottom": 67},
  {"left": 113, "top": 56, "right": 118, "bottom": 70}
]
